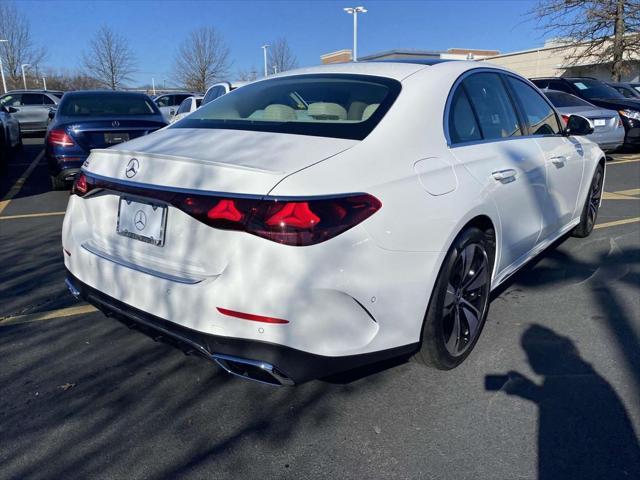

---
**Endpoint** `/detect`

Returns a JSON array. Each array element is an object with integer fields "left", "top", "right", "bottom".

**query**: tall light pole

[
  {"left": 0, "top": 39, "right": 7, "bottom": 94},
  {"left": 261, "top": 44, "right": 270, "bottom": 78},
  {"left": 21, "top": 63, "right": 31, "bottom": 90},
  {"left": 343, "top": 6, "right": 367, "bottom": 62}
]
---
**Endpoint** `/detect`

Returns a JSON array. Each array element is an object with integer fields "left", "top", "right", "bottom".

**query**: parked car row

[{"left": 531, "top": 77, "right": 640, "bottom": 151}]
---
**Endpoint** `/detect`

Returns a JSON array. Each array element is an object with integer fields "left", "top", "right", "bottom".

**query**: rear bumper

[
  {"left": 47, "top": 153, "right": 86, "bottom": 178},
  {"left": 65, "top": 270, "right": 418, "bottom": 384}
]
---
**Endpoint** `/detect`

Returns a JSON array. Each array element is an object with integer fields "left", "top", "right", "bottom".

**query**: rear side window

[
  {"left": 506, "top": 77, "right": 561, "bottom": 135},
  {"left": 0, "top": 94, "right": 21, "bottom": 107},
  {"left": 22, "top": 94, "right": 44, "bottom": 105},
  {"left": 462, "top": 72, "right": 522, "bottom": 140},
  {"left": 448, "top": 87, "right": 481, "bottom": 144},
  {"left": 176, "top": 98, "right": 191, "bottom": 114},
  {"left": 202, "top": 86, "right": 226, "bottom": 105}
]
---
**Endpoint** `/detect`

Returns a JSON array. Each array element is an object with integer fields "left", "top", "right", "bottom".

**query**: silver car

[
  {"left": 543, "top": 89, "right": 625, "bottom": 152},
  {"left": 153, "top": 92, "right": 195, "bottom": 122},
  {"left": 0, "top": 90, "right": 61, "bottom": 133}
]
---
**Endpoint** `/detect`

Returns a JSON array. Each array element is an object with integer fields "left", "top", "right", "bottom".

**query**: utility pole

[
  {"left": 42, "top": 77, "right": 47, "bottom": 90},
  {"left": 21, "top": 64, "right": 31, "bottom": 90},
  {"left": 343, "top": 6, "right": 367, "bottom": 62},
  {"left": 0, "top": 39, "right": 8, "bottom": 93},
  {"left": 152, "top": 77, "right": 156, "bottom": 95},
  {"left": 261, "top": 45, "right": 270, "bottom": 77}
]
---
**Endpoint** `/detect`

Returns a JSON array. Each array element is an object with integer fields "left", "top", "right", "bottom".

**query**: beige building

[
  {"left": 482, "top": 39, "right": 640, "bottom": 82},
  {"left": 320, "top": 48, "right": 500, "bottom": 64}
]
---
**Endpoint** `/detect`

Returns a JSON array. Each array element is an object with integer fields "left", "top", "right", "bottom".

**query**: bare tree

[
  {"left": 236, "top": 66, "right": 259, "bottom": 82},
  {"left": 172, "top": 27, "right": 231, "bottom": 91},
  {"left": 82, "top": 26, "right": 137, "bottom": 90},
  {"left": 531, "top": 0, "right": 640, "bottom": 80},
  {"left": 0, "top": 0, "right": 46, "bottom": 89},
  {"left": 268, "top": 38, "right": 298, "bottom": 73}
]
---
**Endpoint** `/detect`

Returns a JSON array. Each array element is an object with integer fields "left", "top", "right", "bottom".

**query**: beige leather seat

[
  {"left": 362, "top": 104, "right": 380, "bottom": 121},
  {"left": 307, "top": 102, "right": 347, "bottom": 120}
]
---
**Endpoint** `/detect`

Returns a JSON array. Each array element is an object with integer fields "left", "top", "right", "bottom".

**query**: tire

[
  {"left": 572, "top": 163, "right": 604, "bottom": 238},
  {"left": 415, "top": 227, "right": 493, "bottom": 370},
  {"left": 51, "top": 174, "right": 67, "bottom": 191}
]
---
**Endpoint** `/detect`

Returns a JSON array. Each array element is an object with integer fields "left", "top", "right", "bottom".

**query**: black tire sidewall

[{"left": 418, "top": 227, "right": 492, "bottom": 370}]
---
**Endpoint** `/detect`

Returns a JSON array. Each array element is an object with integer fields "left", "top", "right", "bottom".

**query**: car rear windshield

[
  {"left": 172, "top": 74, "right": 402, "bottom": 140},
  {"left": 60, "top": 94, "right": 158, "bottom": 116},
  {"left": 545, "top": 91, "right": 594, "bottom": 108},
  {"left": 569, "top": 79, "right": 624, "bottom": 100}
]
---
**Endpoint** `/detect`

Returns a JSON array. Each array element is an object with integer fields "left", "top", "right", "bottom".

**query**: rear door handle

[
  {"left": 550, "top": 156, "right": 566, "bottom": 167},
  {"left": 492, "top": 169, "right": 517, "bottom": 182}
]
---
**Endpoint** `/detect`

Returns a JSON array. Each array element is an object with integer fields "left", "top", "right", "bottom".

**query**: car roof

[
  {"left": 62, "top": 90, "right": 151, "bottom": 97},
  {"left": 254, "top": 60, "right": 507, "bottom": 83},
  {"left": 3, "top": 89, "right": 62, "bottom": 95}
]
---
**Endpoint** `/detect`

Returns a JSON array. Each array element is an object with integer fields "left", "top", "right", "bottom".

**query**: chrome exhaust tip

[
  {"left": 65, "top": 278, "right": 81, "bottom": 299},
  {"left": 212, "top": 354, "right": 294, "bottom": 386}
]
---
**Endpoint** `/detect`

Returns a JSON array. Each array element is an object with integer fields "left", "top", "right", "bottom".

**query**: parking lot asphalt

[{"left": 1, "top": 138, "right": 639, "bottom": 480}]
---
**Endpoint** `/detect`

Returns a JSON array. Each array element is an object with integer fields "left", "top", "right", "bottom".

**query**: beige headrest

[
  {"left": 362, "top": 104, "right": 380, "bottom": 120},
  {"left": 307, "top": 102, "right": 347, "bottom": 120},
  {"left": 263, "top": 104, "right": 297, "bottom": 121}
]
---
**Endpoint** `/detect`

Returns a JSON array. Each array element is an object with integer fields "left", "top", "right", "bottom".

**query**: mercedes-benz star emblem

[
  {"left": 125, "top": 158, "right": 139, "bottom": 178},
  {"left": 134, "top": 210, "right": 147, "bottom": 231},
  {"left": 112, "top": 120, "right": 120, "bottom": 127}
]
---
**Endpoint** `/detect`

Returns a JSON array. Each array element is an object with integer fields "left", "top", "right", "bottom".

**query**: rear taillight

[
  {"left": 48, "top": 129, "right": 75, "bottom": 147},
  {"left": 561, "top": 114, "right": 570, "bottom": 126},
  {"left": 73, "top": 174, "right": 382, "bottom": 246},
  {"left": 71, "top": 173, "right": 92, "bottom": 196},
  {"left": 180, "top": 194, "right": 381, "bottom": 246}
]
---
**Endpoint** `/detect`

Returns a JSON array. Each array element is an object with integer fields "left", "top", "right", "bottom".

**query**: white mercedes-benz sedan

[{"left": 63, "top": 60, "right": 605, "bottom": 385}]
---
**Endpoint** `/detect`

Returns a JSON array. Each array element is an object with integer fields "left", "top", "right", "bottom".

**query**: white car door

[
  {"left": 448, "top": 71, "right": 547, "bottom": 277},
  {"left": 505, "top": 76, "right": 585, "bottom": 237}
]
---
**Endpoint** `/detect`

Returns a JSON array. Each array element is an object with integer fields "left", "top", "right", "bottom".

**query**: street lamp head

[
  {"left": 344, "top": 6, "right": 367, "bottom": 14},
  {"left": 355, "top": 6, "right": 367, "bottom": 13}
]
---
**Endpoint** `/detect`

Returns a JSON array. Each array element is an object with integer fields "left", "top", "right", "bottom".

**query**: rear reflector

[{"left": 217, "top": 307, "right": 289, "bottom": 324}]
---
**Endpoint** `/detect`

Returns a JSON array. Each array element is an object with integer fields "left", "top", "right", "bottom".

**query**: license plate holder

[
  {"left": 593, "top": 119, "right": 606, "bottom": 127},
  {"left": 116, "top": 197, "right": 167, "bottom": 246},
  {"left": 105, "top": 132, "right": 130, "bottom": 144}
]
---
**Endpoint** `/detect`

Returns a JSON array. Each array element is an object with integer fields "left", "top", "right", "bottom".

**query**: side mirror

[
  {"left": 7, "top": 106, "right": 18, "bottom": 113},
  {"left": 48, "top": 108, "right": 56, "bottom": 120},
  {"left": 565, "top": 115, "right": 594, "bottom": 136}
]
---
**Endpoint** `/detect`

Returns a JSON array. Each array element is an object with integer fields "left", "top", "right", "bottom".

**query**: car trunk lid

[{"left": 83, "top": 127, "right": 357, "bottom": 195}]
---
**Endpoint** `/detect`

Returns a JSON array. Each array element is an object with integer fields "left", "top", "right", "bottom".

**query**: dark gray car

[
  {"left": 0, "top": 90, "right": 61, "bottom": 133},
  {"left": 542, "top": 89, "right": 625, "bottom": 152}
]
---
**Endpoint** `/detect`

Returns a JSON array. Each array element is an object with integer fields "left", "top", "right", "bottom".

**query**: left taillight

[
  {"left": 48, "top": 129, "right": 75, "bottom": 147},
  {"left": 71, "top": 173, "right": 91, "bottom": 196}
]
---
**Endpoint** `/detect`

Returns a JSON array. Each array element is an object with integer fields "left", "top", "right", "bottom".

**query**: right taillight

[
  {"left": 561, "top": 114, "right": 570, "bottom": 126},
  {"left": 179, "top": 194, "right": 382, "bottom": 246},
  {"left": 48, "top": 129, "right": 75, "bottom": 147}
]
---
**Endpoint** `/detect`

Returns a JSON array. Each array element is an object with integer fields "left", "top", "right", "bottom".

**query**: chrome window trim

[{"left": 444, "top": 67, "right": 567, "bottom": 149}]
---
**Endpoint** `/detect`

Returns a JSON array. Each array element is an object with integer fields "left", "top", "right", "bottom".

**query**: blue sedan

[{"left": 46, "top": 91, "right": 167, "bottom": 189}]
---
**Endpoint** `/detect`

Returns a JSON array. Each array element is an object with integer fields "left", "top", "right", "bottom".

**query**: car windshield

[
  {"left": 569, "top": 79, "right": 625, "bottom": 100},
  {"left": 60, "top": 94, "right": 158, "bottom": 116},
  {"left": 174, "top": 74, "right": 402, "bottom": 140},
  {"left": 545, "top": 91, "right": 594, "bottom": 108}
]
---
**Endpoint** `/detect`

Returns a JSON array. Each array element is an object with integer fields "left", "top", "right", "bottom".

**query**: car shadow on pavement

[{"left": 486, "top": 324, "right": 640, "bottom": 479}]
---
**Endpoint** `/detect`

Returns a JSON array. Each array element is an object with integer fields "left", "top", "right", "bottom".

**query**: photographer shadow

[{"left": 487, "top": 325, "right": 640, "bottom": 480}]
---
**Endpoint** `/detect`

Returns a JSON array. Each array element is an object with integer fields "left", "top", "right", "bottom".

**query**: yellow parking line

[
  {"left": 0, "top": 211, "right": 66, "bottom": 221},
  {"left": 0, "top": 304, "right": 98, "bottom": 327},
  {"left": 602, "top": 191, "right": 640, "bottom": 200},
  {"left": 614, "top": 188, "right": 640, "bottom": 197},
  {"left": 594, "top": 217, "right": 640, "bottom": 230},
  {"left": 607, "top": 158, "right": 640, "bottom": 165},
  {"left": 0, "top": 150, "right": 45, "bottom": 216}
]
